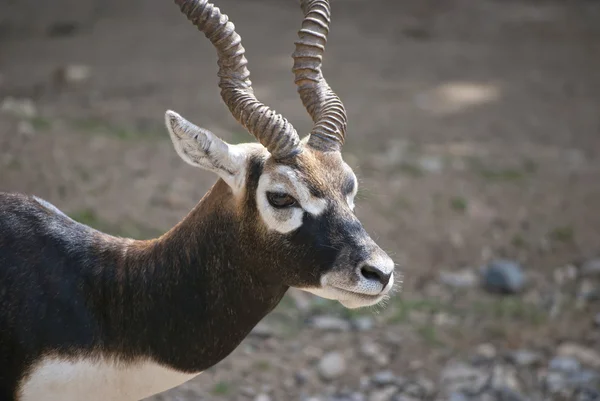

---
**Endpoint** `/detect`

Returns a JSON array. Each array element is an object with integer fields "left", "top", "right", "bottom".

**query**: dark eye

[{"left": 266, "top": 192, "right": 297, "bottom": 209}]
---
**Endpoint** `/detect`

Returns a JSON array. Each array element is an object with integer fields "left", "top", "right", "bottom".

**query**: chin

[{"left": 296, "top": 279, "right": 394, "bottom": 310}]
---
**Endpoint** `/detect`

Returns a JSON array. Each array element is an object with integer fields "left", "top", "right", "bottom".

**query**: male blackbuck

[{"left": 0, "top": 0, "right": 397, "bottom": 400}]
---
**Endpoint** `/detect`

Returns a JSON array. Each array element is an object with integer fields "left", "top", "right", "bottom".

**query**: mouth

[
  {"left": 296, "top": 272, "right": 397, "bottom": 309},
  {"left": 328, "top": 283, "right": 393, "bottom": 309}
]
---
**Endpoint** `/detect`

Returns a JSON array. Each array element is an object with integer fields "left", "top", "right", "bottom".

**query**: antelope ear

[{"left": 165, "top": 110, "right": 246, "bottom": 193}]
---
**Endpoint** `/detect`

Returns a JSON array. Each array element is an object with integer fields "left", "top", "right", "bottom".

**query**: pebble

[
  {"left": 544, "top": 371, "right": 568, "bottom": 394},
  {"left": 577, "top": 280, "right": 600, "bottom": 302},
  {"left": 0, "top": 97, "right": 37, "bottom": 118},
  {"left": 568, "top": 369, "right": 600, "bottom": 386},
  {"left": 318, "top": 352, "right": 347, "bottom": 380},
  {"left": 371, "top": 371, "right": 399, "bottom": 387},
  {"left": 352, "top": 317, "right": 375, "bottom": 332},
  {"left": 418, "top": 156, "right": 443, "bottom": 173},
  {"left": 508, "top": 349, "right": 542, "bottom": 367},
  {"left": 481, "top": 259, "right": 526, "bottom": 294},
  {"left": 440, "top": 362, "right": 488, "bottom": 395},
  {"left": 295, "top": 370, "right": 310, "bottom": 386},
  {"left": 476, "top": 343, "right": 497, "bottom": 360},
  {"left": 440, "top": 269, "right": 478, "bottom": 289},
  {"left": 557, "top": 343, "right": 600, "bottom": 369},
  {"left": 254, "top": 394, "right": 271, "bottom": 401},
  {"left": 433, "top": 312, "right": 459, "bottom": 326},
  {"left": 54, "top": 64, "right": 92, "bottom": 85},
  {"left": 490, "top": 364, "right": 521, "bottom": 391},
  {"left": 17, "top": 120, "right": 35, "bottom": 136},
  {"left": 549, "top": 356, "right": 581, "bottom": 373},
  {"left": 581, "top": 258, "right": 600, "bottom": 277},
  {"left": 250, "top": 322, "right": 276, "bottom": 338},
  {"left": 360, "top": 341, "right": 389, "bottom": 366},
  {"left": 447, "top": 392, "right": 469, "bottom": 401},
  {"left": 368, "top": 386, "right": 398, "bottom": 401},
  {"left": 553, "top": 264, "right": 578, "bottom": 284},
  {"left": 310, "top": 315, "right": 351, "bottom": 332},
  {"left": 496, "top": 387, "right": 527, "bottom": 401}
]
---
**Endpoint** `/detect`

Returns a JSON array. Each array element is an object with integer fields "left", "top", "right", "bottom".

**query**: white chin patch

[{"left": 298, "top": 286, "right": 386, "bottom": 309}]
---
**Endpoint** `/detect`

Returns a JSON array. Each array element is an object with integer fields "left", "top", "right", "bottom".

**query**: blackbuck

[{"left": 0, "top": 0, "right": 398, "bottom": 400}]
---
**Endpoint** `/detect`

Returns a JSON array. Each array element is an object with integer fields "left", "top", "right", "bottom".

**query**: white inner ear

[
  {"left": 165, "top": 110, "right": 247, "bottom": 194},
  {"left": 257, "top": 165, "right": 327, "bottom": 234}
]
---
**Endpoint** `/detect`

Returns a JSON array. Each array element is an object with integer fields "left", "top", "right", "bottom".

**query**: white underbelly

[{"left": 18, "top": 356, "right": 200, "bottom": 401}]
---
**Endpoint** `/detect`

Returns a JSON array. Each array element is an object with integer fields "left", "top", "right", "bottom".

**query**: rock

[
  {"left": 557, "top": 343, "right": 600, "bottom": 369},
  {"left": 17, "top": 121, "right": 35, "bottom": 136},
  {"left": 544, "top": 372, "right": 569, "bottom": 394},
  {"left": 240, "top": 386, "right": 257, "bottom": 397},
  {"left": 575, "top": 387, "right": 600, "bottom": 401},
  {"left": 549, "top": 356, "right": 581, "bottom": 373},
  {"left": 490, "top": 364, "right": 520, "bottom": 392},
  {"left": 392, "top": 396, "right": 420, "bottom": 401},
  {"left": 368, "top": 386, "right": 398, "bottom": 401},
  {"left": 295, "top": 370, "right": 310, "bottom": 386},
  {"left": 508, "top": 349, "right": 542, "bottom": 367},
  {"left": 495, "top": 387, "right": 527, "bottom": 401},
  {"left": 352, "top": 316, "right": 375, "bottom": 332},
  {"left": 595, "top": 313, "right": 600, "bottom": 327},
  {"left": 581, "top": 259, "right": 600, "bottom": 277},
  {"left": 440, "top": 269, "right": 478, "bottom": 289},
  {"left": 371, "top": 371, "right": 400, "bottom": 387},
  {"left": 447, "top": 392, "right": 469, "bottom": 401},
  {"left": 360, "top": 341, "right": 389, "bottom": 366},
  {"left": 254, "top": 394, "right": 271, "bottom": 401},
  {"left": 476, "top": 343, "right": 497, "bottom": 360},
  {"left": 318, "top": 352, "right": 347, "bottom": 380},
  {"left": 577, "top": 280, "right": 600, "bottom": 303},
  {"left": 418, "top": 156, "right": 443, "bottom": 173},
  {"left": 481, "top": 259, "right": 526, "bottom": 294},
  {"left": 553, "top": 264, "right": 578, "bottom": 284},
  {"left": 250, "top": 322, "right": 275, "bottom": 338},
  {"left": 0, "top": 97, "right": 37, "bottom": 118},
  {"left": 416, "top": 378, "right": 435, "bottom": 397},
  {"left": 286, "top": 289, "right": 312, "bottom": 312},
  {"left": 440, "top": 361, "right": 489, "bottom": 395},
  {"left": 310, "top": 315, "right": 351, "bottom": 332},
  {"left": 568, "top": 369, "right": 600, "bottom": 386},
  {"left": 433, "top": 312, "right": 459, "bottom": 326},
  {"left": 54, "top": 64, "right": 91, "bottom": 85}
]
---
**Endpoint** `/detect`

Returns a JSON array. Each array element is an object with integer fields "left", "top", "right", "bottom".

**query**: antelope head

[{"left": 167, "top": 0, "right": 397, "bottom": 309}]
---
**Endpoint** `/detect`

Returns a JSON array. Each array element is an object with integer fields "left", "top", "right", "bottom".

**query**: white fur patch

[
  {"left": 257, "top": 165, "right": 327, "bottom": 233},
  {"left": 346, "top": 173, "right": 358, "bottom": 210},
  {"left": 18, "top": 356, "right": 200, "bottom": 401}
]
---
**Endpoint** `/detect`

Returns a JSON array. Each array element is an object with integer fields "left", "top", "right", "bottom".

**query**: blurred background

[{"left": 1, "top": 0, "right": 600, "bottom": 400}]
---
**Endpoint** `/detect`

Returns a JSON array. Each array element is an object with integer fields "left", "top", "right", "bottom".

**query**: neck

[{"left": 97, "top": 181, "right": 287, "bottom": 372}]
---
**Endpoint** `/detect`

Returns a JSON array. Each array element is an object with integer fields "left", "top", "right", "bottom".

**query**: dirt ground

[{"left": 1, "top": 0, "right": 600, "bottom": 400}]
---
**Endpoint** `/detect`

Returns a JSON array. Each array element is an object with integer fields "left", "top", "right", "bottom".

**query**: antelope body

[{"left": 0, "top": 1, "right": 398, "bottom": 400}]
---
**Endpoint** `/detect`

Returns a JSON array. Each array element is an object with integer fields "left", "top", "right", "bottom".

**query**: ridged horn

[
  {"left": 175, "top": 0, "right": 301, "bottom": 159},
  {"left": 292, "top": 0, "right": 347, "bottom": 151}
]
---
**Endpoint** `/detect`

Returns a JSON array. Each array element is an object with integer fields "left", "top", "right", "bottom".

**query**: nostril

[{"left": 360, "top": 265, "right": 391, "bottom": 287}]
